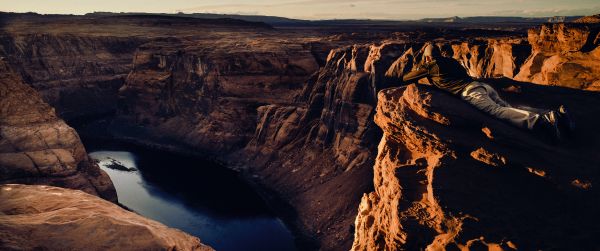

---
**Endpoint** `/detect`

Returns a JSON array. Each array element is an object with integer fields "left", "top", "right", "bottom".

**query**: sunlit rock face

[
  {"left": 352, "top": 83, "right": 600, "bottom": 250},
  {"left": 515, "top": 22, "right": 600, "bottom": 90},
  {"left": 0, "top": 184, "right": 213, "bottom": 251},
  {"left": 0, "top": 61, "right": 116, "bottom": 202},
  {"left": 446, "top": 39, "right": 531, "bottom": 79}
]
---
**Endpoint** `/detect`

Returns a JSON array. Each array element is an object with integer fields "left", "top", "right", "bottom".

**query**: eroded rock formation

[
  {"left": 515, "top": 22, "right": 600, "bottom": 90},
  {"left": 0, "top": 184, "right": 213, "bottom": 251},
  {"left": 352, "top": 83, "right": 600, "bottom": 250},
  {"left": 0, "top": 61, "right": 116, "bottom": 201},
  {"left": 446, "top": 39, "right": 531, "bottom": 79}
]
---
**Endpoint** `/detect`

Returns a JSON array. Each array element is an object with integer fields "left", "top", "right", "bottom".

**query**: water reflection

[{"left": 89, "top": 145, "right": 296, "bottom": 251}]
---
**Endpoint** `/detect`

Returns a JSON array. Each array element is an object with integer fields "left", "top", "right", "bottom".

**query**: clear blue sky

[{"left": 1, "top": 0, "right": 599, "bottom": 20}]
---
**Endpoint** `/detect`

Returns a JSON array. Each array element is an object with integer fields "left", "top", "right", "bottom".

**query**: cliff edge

[{"left": 353, "top": 83, "right": 600, "bottom": 250}]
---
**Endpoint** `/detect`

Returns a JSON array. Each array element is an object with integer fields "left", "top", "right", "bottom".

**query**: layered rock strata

[
  {"left": 114, "top": 37, "right": 320, "bottom": 153},
  {"left": 0, "top": 61, "right": 116, "bottom": 201}
]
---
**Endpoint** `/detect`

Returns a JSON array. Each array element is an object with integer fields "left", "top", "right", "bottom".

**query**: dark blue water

[{"left": 87, "top": 143, "right": 296, "bottom": 251}]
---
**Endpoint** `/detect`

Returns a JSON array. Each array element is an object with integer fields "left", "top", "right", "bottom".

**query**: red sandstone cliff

[
  {"left": 447, "top": 39, "right": 531, "bottom": 79},
  {"left": 352, "top": 83, "right": 600, "bottom": 250},
  {"left": 2, "top": 13, "right": 600, "bottom": 250},
  {"left": 515, "top": 22, "right": 600, "bottom": 90}
]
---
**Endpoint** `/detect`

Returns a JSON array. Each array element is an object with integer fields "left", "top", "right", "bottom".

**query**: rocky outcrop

[
  {"left": 0, "top": 184, "right": 213, "bottom": 251},
  {"left": 445, "top": 39, "right": 531, "bottom": 79},
  {"left": 370, "top": 39, "right": 531, "bottom": 82},
  {"left": 515, "top": 22, "right": 600, "bottom": 90},
  {"left": 0, "top": 61, "right": 117, "bottom": 201},
  {"left": 352, "top": 83, "right": 600, "bottom": 250}
]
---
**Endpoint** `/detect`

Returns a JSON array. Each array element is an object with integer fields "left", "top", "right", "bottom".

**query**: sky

[{"left": 1, "top": 0, "right": 599, "bottom": 20}]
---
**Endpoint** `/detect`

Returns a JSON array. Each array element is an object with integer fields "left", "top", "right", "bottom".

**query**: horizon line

[{"left": 1, "top": 10, "right": 590, "bottom": 22}]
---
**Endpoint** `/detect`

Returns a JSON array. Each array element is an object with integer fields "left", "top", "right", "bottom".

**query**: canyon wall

[
  {"left": 114, "top": 37, "right": 320, "bottom": 153},
  {"left": 0, "top": 61, "right": 116, "bottom": 201},
  {"left": 0, "top": 44, "right": 212, "bottom": 251},
  {"left": 0, "top": 33, "right": 144, "bottom": 120},
  {"left": 234, "top": 43, "right": 405, "bottom": 249},
  {"left": 2, "top": 14, "right": 600, "bottom": 250}
]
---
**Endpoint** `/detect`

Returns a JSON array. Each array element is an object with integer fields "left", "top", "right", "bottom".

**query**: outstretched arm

[{"left": 402, "top": 67, "right": 428, "bottom": 84}]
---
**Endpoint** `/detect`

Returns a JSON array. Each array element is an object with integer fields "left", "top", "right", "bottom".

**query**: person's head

[{"left": 423, "top": 43, "right": 441, "bottom": 63}]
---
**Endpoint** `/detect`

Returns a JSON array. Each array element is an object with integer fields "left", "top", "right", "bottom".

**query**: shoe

[
  {"left": 533, "top": 110, "right": 561, "bottom": 142},
  {"left": 556, "top": 105, "right": 575, "bottom": 134}
]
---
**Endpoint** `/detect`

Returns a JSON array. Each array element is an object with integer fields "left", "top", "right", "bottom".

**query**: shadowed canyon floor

[{"left": 1, "top": 12, "right": 600, "bottom": 250}]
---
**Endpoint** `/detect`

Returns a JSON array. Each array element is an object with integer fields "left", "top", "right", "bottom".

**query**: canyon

[{"left": 1, "top": 12, "right": 599, "bottom": 250}]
